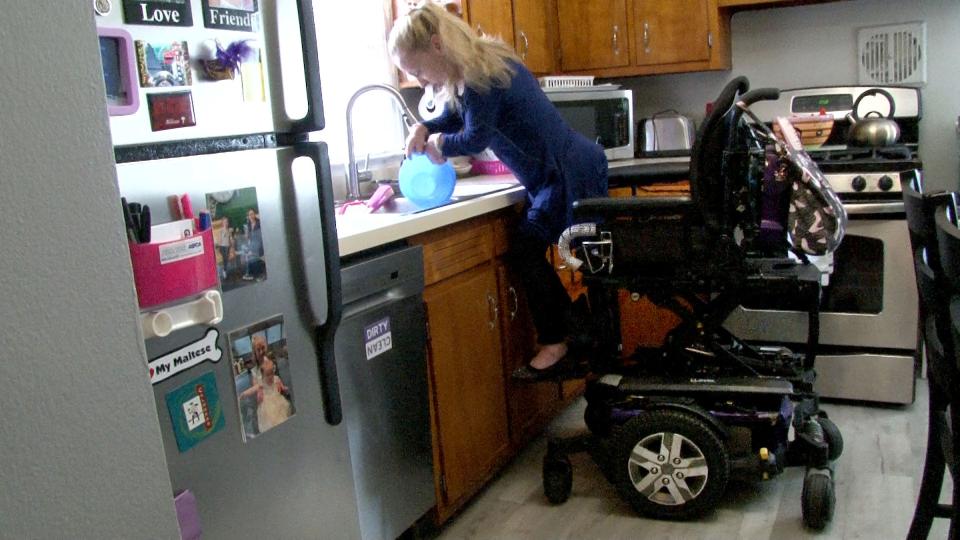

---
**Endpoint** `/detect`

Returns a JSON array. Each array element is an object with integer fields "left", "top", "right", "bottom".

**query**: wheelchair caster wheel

[
  {"left": 817, "top": 414, "right": 843, "bottom": 461},
  {"left": 801, "top": 467, "right": 835, "bottom": 530},
  {"left": 543, "top": 455, "right": 573, "bottom": 504}
]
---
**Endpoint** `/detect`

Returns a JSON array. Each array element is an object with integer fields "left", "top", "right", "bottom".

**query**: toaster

[{"left": 639, "top": 114, "right": 695, "bottom": 156}]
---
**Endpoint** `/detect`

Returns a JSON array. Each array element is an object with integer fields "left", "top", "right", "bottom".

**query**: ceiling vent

[{"left": 857, "top": 22, "right": 926, "bottom": 86}]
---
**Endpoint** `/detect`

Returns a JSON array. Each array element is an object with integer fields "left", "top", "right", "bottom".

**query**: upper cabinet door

[
  {"left": 512, "top": 0, "right": 556, "bottom": 74},
  {"left": 466, "top": 0, "right": 516, "bottom": 44},
  {"left": 557, "top": 0, "right": 630, "bottom": 72},
  {"left": 632, "top": 0, "right": 711, "bottom": 66}
]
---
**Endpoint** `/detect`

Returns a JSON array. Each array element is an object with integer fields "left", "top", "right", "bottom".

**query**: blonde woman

[{"left": 389, "top": 2, "right": 608, "bottom": 381}]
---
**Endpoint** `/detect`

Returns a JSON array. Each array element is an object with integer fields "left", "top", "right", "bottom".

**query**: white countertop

[
  {"left": 336, "top": 174, "right": 526, "bottom": 256},
  {"left": 335, "top": 157, "right": 693, "bottom": 257}
]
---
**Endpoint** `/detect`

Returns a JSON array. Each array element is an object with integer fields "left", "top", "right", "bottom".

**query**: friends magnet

[{"left": 202, "top": 0, "right": 260, "bottom": 32}]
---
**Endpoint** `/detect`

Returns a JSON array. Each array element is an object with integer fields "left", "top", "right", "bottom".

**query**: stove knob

[
  {"left": 851, "top": 175, "right": 867, "bottom": 191},
  {"left": 878, "top": 175, "right": 894, "bottom": 191}
]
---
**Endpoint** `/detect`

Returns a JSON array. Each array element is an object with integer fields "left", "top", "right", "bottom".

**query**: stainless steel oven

[{"left": 725, "top": 86, "right": 922, "bottom": 404}]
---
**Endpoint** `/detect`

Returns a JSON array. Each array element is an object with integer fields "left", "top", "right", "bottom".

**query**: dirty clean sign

[{"left": 364, "top": 317, "right": 392, "bottom": 360}]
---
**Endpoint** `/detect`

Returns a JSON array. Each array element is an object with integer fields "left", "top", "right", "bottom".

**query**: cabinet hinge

[{"left": 708, "top": 32, "right": 713, "bottom": 48}]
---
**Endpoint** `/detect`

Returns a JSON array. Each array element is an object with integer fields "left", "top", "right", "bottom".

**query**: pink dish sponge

[{"left": 365, "top": 184, "right": 395, "bottom": 213}]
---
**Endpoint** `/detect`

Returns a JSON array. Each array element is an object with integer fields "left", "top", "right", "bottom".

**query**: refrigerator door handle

[
  {"left": 273, "top": 0, "right": 324, "bottom": 142},
  {"left": 292, "top": 141, "right": 343, "bottom": 425},
  {"left": 290, "top": 0, "right": 324, "bottom": 135}
]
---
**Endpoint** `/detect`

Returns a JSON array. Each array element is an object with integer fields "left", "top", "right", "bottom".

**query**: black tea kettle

[{"left": 846, "top": 88, "right": 900, "bottom": 147}]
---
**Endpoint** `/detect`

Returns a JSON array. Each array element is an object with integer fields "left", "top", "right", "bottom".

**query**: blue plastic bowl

[{"left": 398, "top": 153, "right": 456, "bottom": 209}]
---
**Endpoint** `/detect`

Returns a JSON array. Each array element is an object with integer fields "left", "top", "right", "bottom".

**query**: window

[{"left": 312, "top": 0, "right": 407, "bottom": 171}]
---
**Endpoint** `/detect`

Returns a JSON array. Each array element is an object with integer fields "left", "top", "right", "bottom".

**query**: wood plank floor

[{"left": 433, "top": 378, "right": 951, "bottom": 539}]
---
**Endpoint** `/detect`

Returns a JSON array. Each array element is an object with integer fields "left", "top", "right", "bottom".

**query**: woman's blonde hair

[{"left": 388, "top": 1, "right": 520, "bottom": 103}]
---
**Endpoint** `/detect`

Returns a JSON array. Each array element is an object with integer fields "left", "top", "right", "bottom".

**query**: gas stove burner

[{"left": 812, "top": 145, "right": 914, "bottom": 163}]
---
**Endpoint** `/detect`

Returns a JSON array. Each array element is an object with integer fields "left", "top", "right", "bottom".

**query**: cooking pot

[{"left": 846, "top": 88, "right": 900, "bottom": 147}]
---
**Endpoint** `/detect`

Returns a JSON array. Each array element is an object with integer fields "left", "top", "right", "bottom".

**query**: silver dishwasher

[{"left": 335, "top": 244, "right": 433, "bottom": 540}]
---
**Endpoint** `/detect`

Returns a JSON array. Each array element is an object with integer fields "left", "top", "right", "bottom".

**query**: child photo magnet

[{"left": 227, "top": 315, "right": 296, "bottom": 442}]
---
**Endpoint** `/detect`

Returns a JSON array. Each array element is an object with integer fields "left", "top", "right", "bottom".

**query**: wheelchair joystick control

[{"left": 851, "top": 175, "right": 867, "bottom": 191}]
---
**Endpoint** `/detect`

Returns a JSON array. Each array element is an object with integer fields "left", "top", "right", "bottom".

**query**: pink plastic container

[
  {"left": 129, "top": 227, "right": 218, "bottom": 309},
  {"left": 470, "top": 158, "right": 512, "bottom": 176}
]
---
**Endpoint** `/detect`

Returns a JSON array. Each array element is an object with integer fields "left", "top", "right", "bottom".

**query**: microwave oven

[{"left": 546, "top": 88, "right": 634, "bottom": 161}]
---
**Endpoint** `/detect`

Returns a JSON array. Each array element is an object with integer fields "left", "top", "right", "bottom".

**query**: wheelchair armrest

[{"left": 573, "top": 196, "right": 693, "bottom": 220}]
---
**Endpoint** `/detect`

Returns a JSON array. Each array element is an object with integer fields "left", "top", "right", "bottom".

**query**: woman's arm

[{"left": 435, "top": 87, "right": 501, "bottom": 157}]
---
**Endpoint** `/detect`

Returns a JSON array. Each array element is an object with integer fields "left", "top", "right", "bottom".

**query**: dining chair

[{"left": 905, "top": 180, "right": 959, "bottom": 539}]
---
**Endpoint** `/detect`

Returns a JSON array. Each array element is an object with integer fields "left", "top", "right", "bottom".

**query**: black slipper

[{"left": 511, "top": 355, "right": 586, "bottom": 383}]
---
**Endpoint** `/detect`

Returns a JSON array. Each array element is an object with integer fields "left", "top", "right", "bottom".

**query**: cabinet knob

[
  {"left": 643, "top": 22, "right": 651, "bottom": 53},
  {"left": 612, "top": 25, "right": 620, "bottom": 55},
  {"left": 519, "top": 31, "right": 529, "bottom": 60},
  {"left": 508, "top": 286, "right": 519, "bottom": 321}
]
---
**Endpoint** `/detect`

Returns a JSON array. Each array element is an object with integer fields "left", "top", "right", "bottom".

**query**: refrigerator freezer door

[
  {"left": 117, "top": 145, "right": 359, "bottom": 538},
  {"left": 97, "top": 0, "right": 324, "bottom": 146}
]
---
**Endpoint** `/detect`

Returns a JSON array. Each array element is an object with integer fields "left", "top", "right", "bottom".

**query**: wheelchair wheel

[
  {"left": 611, "top": 409, "right": 729, "bottom": 520},
  {"left": 801, "top": 468, "right": 835, "bottom": 530},
  {"left": 818, "top": 414, "right": 843, "bottom": 461},
  {"left": 543, "top": 455, "right": 573, "bottom": 504}
]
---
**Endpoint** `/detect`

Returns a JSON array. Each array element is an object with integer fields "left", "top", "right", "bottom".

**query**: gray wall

[
  {"left": 616, "top": 0, "right": 960, "bottom": 191},
  {"left": 0, "top": 5, "right": 180, "bottom": 538}
]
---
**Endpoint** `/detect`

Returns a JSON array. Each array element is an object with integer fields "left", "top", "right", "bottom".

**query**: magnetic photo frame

[{"left": 97, "top": 27, "right": 140, "bottom": 116}]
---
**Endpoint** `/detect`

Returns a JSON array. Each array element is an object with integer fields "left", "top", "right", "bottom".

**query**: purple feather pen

[{"left": 215, "top": 40, "right": 255, "bottom": 72}]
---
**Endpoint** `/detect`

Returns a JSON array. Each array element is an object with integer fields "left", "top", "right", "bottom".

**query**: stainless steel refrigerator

[{"left": 94, "top": 2, "right": 362, "bottom": 537}]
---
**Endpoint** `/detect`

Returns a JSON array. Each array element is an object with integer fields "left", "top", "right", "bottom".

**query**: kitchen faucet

[{"left": 345, "top": 84, "right": 418, "bottom": 201}]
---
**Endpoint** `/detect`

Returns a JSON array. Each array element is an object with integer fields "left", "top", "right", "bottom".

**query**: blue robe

[{"left": 423, "top": 61, "right": 608, "bottom": 243}]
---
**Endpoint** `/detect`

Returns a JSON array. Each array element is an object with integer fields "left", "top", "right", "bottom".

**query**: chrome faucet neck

[{"left": 345, "top": 84, "right": 418, "bottom": 201}]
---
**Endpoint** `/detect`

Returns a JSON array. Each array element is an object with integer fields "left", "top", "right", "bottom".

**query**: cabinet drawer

[{"left": 414, "top": 218, "right": 495, "bottom": 286}]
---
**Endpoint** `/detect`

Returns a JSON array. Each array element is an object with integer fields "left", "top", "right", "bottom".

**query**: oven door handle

[{"left": 844, "top": 201, "right": 905, "bottom": 215}]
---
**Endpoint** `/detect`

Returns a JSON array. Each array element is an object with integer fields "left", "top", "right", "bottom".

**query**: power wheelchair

[{"left": 543, "top": 77, "right": 843, "bottom": 530}]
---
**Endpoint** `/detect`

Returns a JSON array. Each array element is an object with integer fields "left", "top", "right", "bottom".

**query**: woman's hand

[
  {"left": 405, "top": 123, "right": 430, "bottom": 157},
  {"left": 424, "top": 133, "right": 445, "bottom": 164}
]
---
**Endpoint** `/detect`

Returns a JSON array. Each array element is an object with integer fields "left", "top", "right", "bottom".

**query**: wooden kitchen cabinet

[
  {"left": 463, "top": 0, "right": 557, "bottom": 75},
  {"left": 556, "top": 0, "right": 729, "bottom": 77},
  {"left": 412, "top": 213, "right": 513, "bottom": 524},
  {"left": 411, "top": 208, "right": 583, "bottom": 524},
  {"left": 423, "top": 261, "right": 511, "bottom": 523},
  {"left": 556, "top": 0, "right": 630, "bottom": 72},
  {"left": 496, "top": 260, "right": 564, "bottom": 448},
  {"left": 511, "top": 0, "right": 557, "bottom": 74},
  {"left": 464, "top": 0, "right": 515, "bottom": 44},
  {"left": 632, "top": 0, "right": 711, "bottom": 67}
]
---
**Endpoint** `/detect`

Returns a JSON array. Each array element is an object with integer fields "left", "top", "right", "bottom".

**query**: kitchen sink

[{"left": 342, "top": 182, "right": 519, "bottom": 216}]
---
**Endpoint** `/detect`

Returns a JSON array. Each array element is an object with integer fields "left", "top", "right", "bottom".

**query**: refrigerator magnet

[
  {"left": 165, "top": 371, "right": 225, "bottom": 453},
  {"left": 148, "top": 328, "right": 223, "bottom": 385},
  {"left": 204, "top": 187, "right": 268, "bottom": 289},
  {"left": 147, "top": 91, "right": 197, "bottom": 131},
  {"left": 97, "top": 27, "right": 139, "bottom": 116},
  {"left": 122, "top": 0, "right": 193, "bottom": 27},
  {"left": 136, "top": 40, "right": 192, "bottom": 88},
  {"left": 201, "top": 0, "right": 261, "bottom": 32},
  {"left": 227, "top": 315, "right": 296, "bottom": 442}
]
